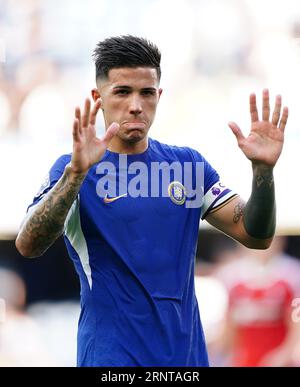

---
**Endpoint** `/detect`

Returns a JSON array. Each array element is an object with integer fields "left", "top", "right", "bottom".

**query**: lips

[{"left": 123, "top": 122, "right": 146, "bottom": 130}]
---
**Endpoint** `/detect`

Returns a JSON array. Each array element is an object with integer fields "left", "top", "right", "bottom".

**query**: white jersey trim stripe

[{"left": 64, "top": 195, "right": 92, "bottom": 290}]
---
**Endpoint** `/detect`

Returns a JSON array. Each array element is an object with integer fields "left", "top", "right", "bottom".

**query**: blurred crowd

[
  {"left": 1, "top": 0, "right": 300, "bottom": 143},
  {"left": 0, "top": 267, "right": 79, "bottom": 366}
]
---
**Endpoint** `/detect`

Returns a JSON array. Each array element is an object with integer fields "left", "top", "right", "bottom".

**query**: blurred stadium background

[{"left": 0, "top": 0, "right": 300, "bottom": 366}]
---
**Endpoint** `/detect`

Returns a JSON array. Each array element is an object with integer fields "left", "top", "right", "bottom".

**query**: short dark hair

[{"left": 93, "top": 35, "right": 161, "bottom": 82}]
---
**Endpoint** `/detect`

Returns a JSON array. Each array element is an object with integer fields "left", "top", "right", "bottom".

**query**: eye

[
  {"left": 115, "top": 89, "right": 129, "bottom": 95},
  {"left": 141, "top": 90, "right": 155, "bottom": 96}
]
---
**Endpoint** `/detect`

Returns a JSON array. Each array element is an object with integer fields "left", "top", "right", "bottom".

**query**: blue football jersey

[{"left": 28, "top": 138, "right": 236, "bottom": 366}]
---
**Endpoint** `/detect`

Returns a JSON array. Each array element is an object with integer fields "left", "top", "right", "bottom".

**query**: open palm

[
  {"left": 229, "top": 89, "right": 288, "bottom": 167},
  {"left": 71, "top": 98, "right": 119, "bottom": 174}
]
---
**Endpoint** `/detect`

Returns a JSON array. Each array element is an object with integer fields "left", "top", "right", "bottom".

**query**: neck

[{"left": 108, "top": 136, "right": 149, "bottom": 155}]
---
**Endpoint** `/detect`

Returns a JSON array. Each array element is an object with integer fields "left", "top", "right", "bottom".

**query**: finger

[
  {"left": 72, "top": 118, "right": 80, "bottom": 142},
  {"left": 75, "top": 107, "right": 82, "bottom": 135},
  {"left": 90, "top": 99, "right": 102, "bottom": 126},
  {"left": 262, "top": 88, "right": 270, "bottom": 121},
  {"left": 81, "top": 98, "right": 91, "bottom": 128},
  {"left": 279, "top": 107, "right": 289, "bottom": 132},
  {"left": 228, "top": 121, "right": 245, "bottom": 144},
  {"left": 249, "top": 93, "right": 258, "bottom": 123},
  {"left": 271, "top": 95, "right": 282, "bottom": 126},
  {"left": 101, "top": 122, "right": 120, "bottom": 146}
]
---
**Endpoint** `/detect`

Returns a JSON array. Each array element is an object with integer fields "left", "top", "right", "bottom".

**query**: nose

[{"left": 129, "top": 95, "right": 142, "bottom": 115}]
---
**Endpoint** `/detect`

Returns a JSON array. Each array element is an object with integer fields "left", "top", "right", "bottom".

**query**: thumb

[
  {"left": 102, "top": 122, "right": 120, "bottom": 145},
  {"left": 228, "top": 121, "right": 245, "bottom": 144}
]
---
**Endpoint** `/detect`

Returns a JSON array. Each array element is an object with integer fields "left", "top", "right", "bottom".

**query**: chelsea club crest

[{"left": 168, "top": 181, "right": 186, "bottom": 205}]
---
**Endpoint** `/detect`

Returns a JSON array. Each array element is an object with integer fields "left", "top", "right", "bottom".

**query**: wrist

[
  {"left": 252, "top": 163, "right": 274, "bottom": 176},
  {"left": 65, "top": 163, "right": 88, "bottom": 179}
]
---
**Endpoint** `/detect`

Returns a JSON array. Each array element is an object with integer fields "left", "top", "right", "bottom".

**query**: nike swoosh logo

[{"left": 103, "top": 193, "right": 128, "bottom": 204}]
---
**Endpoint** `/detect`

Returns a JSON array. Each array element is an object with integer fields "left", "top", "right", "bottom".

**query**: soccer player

[{"left": 15, "top": 36, "right": 288, "bottom": 366}]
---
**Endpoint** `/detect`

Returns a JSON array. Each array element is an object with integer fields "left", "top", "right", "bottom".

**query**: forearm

[
  {"left": 243, "top": 164, "right": 276, "bottom": 240},
  {"left": 16, "top": 164, "right": 87, "bottom": 257}
]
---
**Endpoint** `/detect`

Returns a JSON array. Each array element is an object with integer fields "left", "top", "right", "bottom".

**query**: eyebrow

[{"left": 113, "top": 85, "right": 157, "bottom": 91}]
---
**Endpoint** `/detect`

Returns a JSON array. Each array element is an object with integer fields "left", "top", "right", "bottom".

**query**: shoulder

[
  {"left": 47, "top": 154, "right": 72, "bottom": 177},
  {"left": 274, "top": 254, "right": 300, "bottom": 293},
  {"left": 28, "top": 154, "right": 72, "bottom": 208},
  {"left": 51, "top": 154, "right": 72, "bottom": 170},
  {"left": 47, "top": 154, "right": 72, "bottom": 184},
  {"left": 149, "top": 138, "right": 205, "bottom": 163}
]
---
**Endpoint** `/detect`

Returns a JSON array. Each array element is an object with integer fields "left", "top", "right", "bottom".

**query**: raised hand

[
  {"left": 71, "top": 98, "right": 119, "bottom": 174},
  {"left": 228, "top": 89, "right": 288, "bottom": 168}
]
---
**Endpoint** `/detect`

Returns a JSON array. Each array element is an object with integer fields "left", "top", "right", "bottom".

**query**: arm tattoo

[
  {"left": 233, "top": 202, "right": 245, "bottom": 224},
  {"left": 17, "top": 165, "right": 86, "bottom": 256},
  {"left": 256, "top": 174, "right": 274, "bottom": 188},
  {"left": 243, "top": 165, "right": 276, "bottom": 239}
]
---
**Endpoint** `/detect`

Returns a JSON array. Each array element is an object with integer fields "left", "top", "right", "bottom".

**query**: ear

[
  {"left": 158, "top": 88, "right": 163, "bottom": 100},
  {"left": 91, "top": 88, "right": 101, "bottom": 102}
]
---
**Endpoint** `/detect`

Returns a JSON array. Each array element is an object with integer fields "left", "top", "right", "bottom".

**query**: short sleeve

[{"left": 27, "top": 154, "right": 71, "bottom": 212}]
